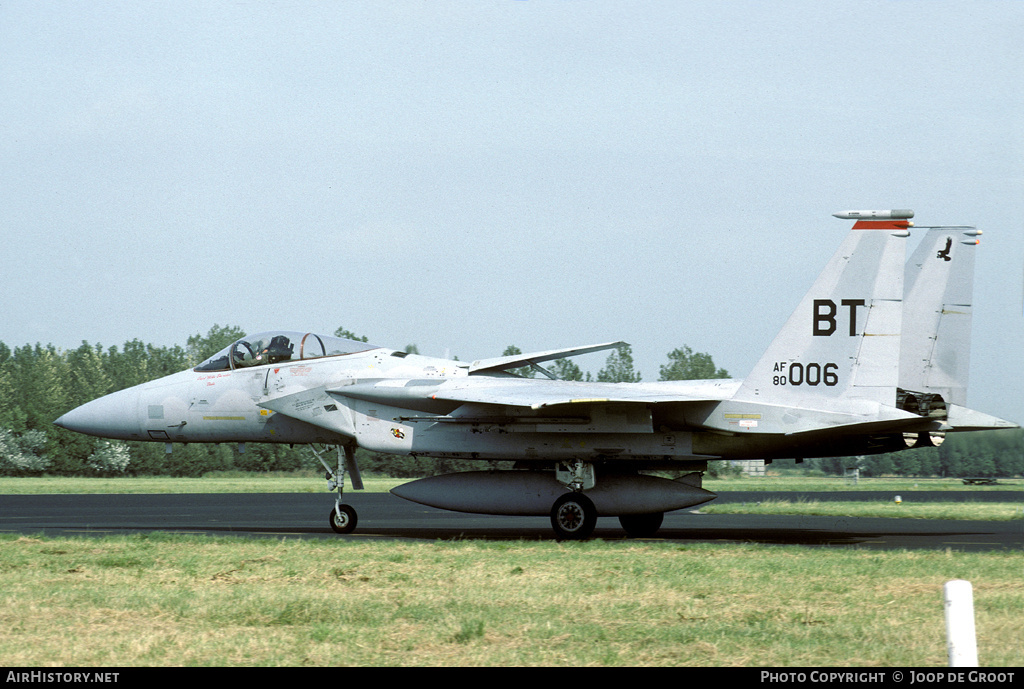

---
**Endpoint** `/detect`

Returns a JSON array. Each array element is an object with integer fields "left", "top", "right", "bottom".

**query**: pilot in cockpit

[
  {"left": 232, "top": 334, "right": 295, "bottom": 368},
  {"left": 231, "top": 340, "right": 259, "bottom": 368},
  {"left": 262, "top": 335, "right": 294, "bottom": 364}
]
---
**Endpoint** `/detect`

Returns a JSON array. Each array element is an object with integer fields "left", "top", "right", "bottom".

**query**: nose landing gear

[{"left": 311, "top": 444, "right": 362, "bottom": 535}]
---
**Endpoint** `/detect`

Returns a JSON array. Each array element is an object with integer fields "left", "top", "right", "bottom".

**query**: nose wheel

[{"left": 329, "top": 504, "right": 358, "bottom": 534}]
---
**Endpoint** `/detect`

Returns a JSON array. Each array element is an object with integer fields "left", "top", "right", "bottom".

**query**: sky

[{"left": 2, "top": 1, "right": 1022, "bottom": 425}]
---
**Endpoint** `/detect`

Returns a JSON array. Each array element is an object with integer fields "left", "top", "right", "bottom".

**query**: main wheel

[
  {"left": 618, "top": 512, "right": 664, "bottom": 538},
  {"left": 550, "top": 492, "right": 597, "bottom": 540},
  {"left": 329, "top": 504, "right": 358, "bottom": 534}
]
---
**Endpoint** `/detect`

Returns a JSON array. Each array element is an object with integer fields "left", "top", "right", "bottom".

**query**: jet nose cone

[{"left": 54, "top": 387, "right": 141, "bottom": 440}]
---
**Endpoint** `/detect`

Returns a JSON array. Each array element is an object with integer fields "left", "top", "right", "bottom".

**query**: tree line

[{"left": 0, "top": 325, "right": 1019, "bottom": 478}]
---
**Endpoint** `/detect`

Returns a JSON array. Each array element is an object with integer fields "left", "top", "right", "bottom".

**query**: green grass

[
  {"left": 1, "top": 534, "right": 1020, "bottom": 667},
  {"left": 700, "top": 498, "right": 1023, "bottom": 521},
  {"left": 0, "top": 474, "right": 408, "bottom": 494},
  {"left": 705, "top": 475, "right": 1021, "bottom": 492}
]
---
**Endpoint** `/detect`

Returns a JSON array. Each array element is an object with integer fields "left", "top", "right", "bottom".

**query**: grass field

[
  {"left": 2, "top": 474, "right": 1019, "bottom": 666},
  {"left": 2, "top": 534, "right": 1021, "bottom": 667}
]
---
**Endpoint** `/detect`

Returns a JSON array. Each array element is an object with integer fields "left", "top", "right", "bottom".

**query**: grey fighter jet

[{"left": 55, "top": 210, "right": 1017, "bottom": 539}]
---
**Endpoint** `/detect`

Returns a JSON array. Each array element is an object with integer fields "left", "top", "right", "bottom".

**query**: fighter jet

[{"left": 54, "top": 210, "right": 1017, "bottom": 539}]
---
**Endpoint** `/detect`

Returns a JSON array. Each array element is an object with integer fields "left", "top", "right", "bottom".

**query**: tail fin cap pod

[{"left": 833, "top": 209, "right": 914, "bottom": 220}]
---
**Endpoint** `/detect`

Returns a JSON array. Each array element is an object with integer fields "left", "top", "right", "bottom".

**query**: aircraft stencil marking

[
  {"left": 812, "top": 299, "right": 866, "bottom": 336},
  {"left": 772, "top": 362, "right": 839, "bottom": 387}
]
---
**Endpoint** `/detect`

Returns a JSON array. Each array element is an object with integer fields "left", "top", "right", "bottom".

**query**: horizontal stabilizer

[
  {"left": 781, "top": 412, "right": 933, "bottom": 438},
  {"left": 944, "top": 405, "right": 1020, "bottom": 431}
]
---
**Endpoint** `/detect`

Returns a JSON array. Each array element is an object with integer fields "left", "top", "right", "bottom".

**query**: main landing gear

[
  {"left": 311, "top": 444, "right": 363, "bottom": 535},
  {"left": 550, "top": 461, "right": 667, "bottom": 540},
  {"left": 550, "top": 461, "right": 598, "bottom": 540},
  {"left": 617, "top": 512, "right": 664, "bottom": 538},
  {"left": 550, "top": 492, "right": 598, "bottom": 540},
  {"left": 549, "top": 493, "right": 666, "bottom": 540}
]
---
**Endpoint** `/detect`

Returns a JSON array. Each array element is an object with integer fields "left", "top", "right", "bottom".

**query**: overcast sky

[{"left": 2, "top": 1, "right": 1022, "bottom": 425}]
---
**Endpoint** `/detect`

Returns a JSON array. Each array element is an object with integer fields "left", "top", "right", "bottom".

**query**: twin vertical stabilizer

[
  {"left": 735, "top": 213, "right": 910, "bottom": 410},
  {"left": 900, "top": 226, "right": 980, "bottom": 408}
]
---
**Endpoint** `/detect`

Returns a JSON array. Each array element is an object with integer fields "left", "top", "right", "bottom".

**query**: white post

[{"left": 944, "top": 580, "right": 979, "bottom": 667}]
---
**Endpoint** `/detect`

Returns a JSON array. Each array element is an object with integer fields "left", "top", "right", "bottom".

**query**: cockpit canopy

[{"left": 194, "top": 331, "right": 380, "bottom": 372}]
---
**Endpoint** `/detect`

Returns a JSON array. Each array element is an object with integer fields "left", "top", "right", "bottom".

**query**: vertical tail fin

[
  {"left": 735, "top": 211, "right": 910, "bottom": 409},
  {"left": 900, "top": 226, "right": 979, "bottom": 408}
]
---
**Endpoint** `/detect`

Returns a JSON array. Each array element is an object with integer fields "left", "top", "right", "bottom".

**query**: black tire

[
  {"left": 550, "top": 492, "right": 597, "bottom": 540},
  {"left": 618, "top": 512, "right": 664, "bottom": 538},
  {"left": 329, "top": 504, "right": 358, "bottom": 534}
]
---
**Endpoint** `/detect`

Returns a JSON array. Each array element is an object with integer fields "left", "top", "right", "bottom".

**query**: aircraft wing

[
  {"left": 425, "top": 379, "right": 712, "bottom": 410},
  {"left": 325, "top": 376, "right": 728, "bottom": 412},
  {"left": 467, "top": 342, "right": 627, "bottom": 375}
]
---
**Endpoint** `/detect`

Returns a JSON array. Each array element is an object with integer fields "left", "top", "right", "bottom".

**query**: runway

[{"left": 1, "top": 491, "right": 1020, "bottom": 551}]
